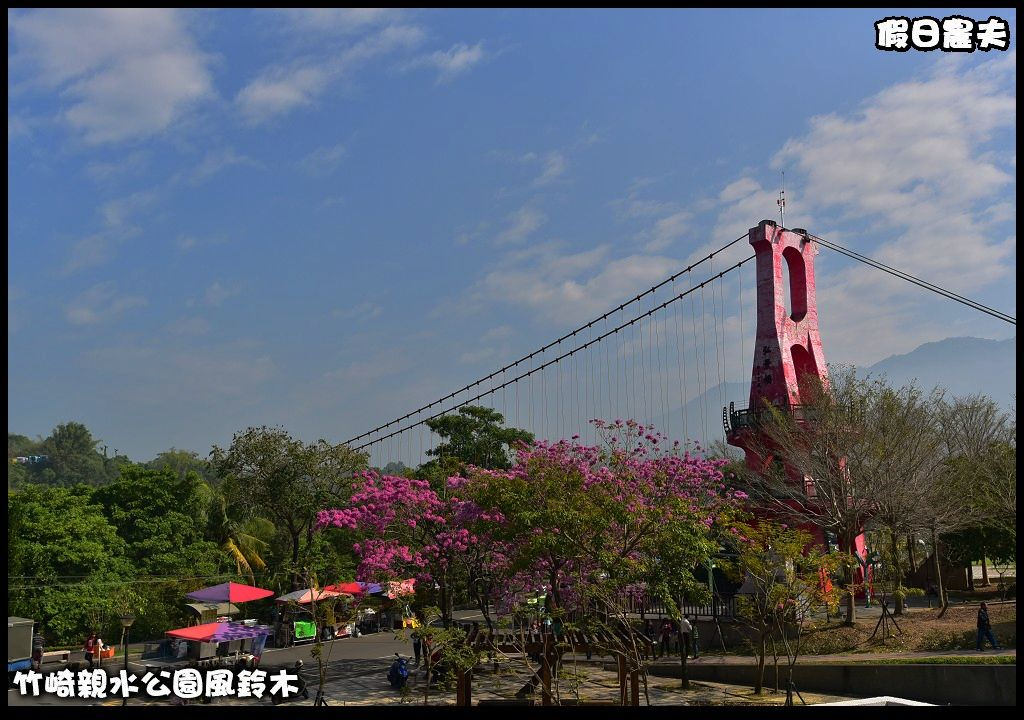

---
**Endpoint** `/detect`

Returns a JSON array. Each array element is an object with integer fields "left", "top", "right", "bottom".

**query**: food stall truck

[{"left": 273, "top": 588, "right": 355, "bottom": 645}]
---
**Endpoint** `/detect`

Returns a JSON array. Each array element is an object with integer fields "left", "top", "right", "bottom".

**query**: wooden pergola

[{"left": 440, "top": 626, "right": 656, "bottom": 706}]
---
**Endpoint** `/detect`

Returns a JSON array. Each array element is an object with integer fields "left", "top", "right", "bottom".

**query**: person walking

[
  {"left": 411, "top": 628, "right": 422, "bottom": 667},
  {"left": 659, "top": 620, "right": 672, "bottom": 658},
  {"left": 31, "top": 626, "right": 44, "bottom": 672},
  {"left": 678, "top": 615, "right": 692, "bottom": 659},
  {"left": 689, "top": 615, "right": 700, "bottom": 659},
  {"left": 83, "top": 632, "right": 98, "bottom": 670},
  {"left": 976, "top": 602, "right": 1001, "bottom": 651}
]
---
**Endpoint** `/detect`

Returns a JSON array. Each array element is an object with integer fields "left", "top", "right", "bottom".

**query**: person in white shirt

[{"left": 678, "top": 616, "right": 693, "bottom": 659}]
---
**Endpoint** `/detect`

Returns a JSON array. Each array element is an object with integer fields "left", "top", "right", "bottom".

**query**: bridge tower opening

[{"left": 724, "top": 220, "right": 868, "bottom": 591}]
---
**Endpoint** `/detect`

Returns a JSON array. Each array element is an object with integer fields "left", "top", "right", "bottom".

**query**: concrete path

[{"left": 648, "top": 648, "right": 1016, "bottom": 665}]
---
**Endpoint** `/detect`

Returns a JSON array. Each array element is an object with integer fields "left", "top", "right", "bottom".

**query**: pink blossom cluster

[
  {"left": 317, "top": 471, "right": 495, "bottom": 583},
  {"left": 317, "top": 419, "right": 745, "bottom": 613}
]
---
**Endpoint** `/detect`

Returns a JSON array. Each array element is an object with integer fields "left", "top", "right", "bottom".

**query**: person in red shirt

[{"left": 83, "top": 632, "right": 98, "bottom": 670}]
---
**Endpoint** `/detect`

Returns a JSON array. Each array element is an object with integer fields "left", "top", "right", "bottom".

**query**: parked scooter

[{"left": 387, "top": 653, "right": 410, "bottom": 689}]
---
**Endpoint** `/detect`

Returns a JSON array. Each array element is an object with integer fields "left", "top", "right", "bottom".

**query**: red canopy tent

[
  {"left": 275, "top": 587, "right": 347, "bottom": 605},
  {"left": 186, "top": 582, "right": 274, "bottom": 604},
  {"left": 166, "top": 621, "right": 271, "bottom": 643},
  {"left": 326, "top": 582, "right": 364, "bottom": 595}
]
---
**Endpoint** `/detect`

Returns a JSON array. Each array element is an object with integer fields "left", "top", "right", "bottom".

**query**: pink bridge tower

[{"left": 724, "top": 220, "right": 868, "bottom": 588}]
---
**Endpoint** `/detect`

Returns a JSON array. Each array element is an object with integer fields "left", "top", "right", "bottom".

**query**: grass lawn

[
  {"left": 844, "top": 655, "right": 1015, "bottom": 665},
  {"left": 796, "top": 602, "right": 1016, "bottom": 654}
]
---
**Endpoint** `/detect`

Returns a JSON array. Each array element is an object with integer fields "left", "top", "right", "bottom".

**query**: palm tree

[{"left": 208, "top": 492, "right": 271, "bottom": 582}]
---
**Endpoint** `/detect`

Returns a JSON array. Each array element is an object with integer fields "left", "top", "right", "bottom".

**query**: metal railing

[
  {"left": 723, "top": 401, "right": 821, "bottom": 436},
  {"left": 622, "top": 594, "right": 737, "bottom": 620}
]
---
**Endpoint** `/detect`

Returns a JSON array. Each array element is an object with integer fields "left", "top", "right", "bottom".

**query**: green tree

[
  {"left": 931, "top": 395, "right": 1015, "bottom": 612},
  {"left": 93, "top": 464, "right": 223, "bottom": 639},
  {"left": 8, "top": 484, "right": 133, "bottom": 644},
  {"left": 731, "top": 522, "right": 839, "bottom": 697},
  {"left": 8, "top": 432, "right": 42, "bottom": 459},
  {"left": 206, "top": 490, "right": 272, "bottom": 583},
  {"left": 147, "top": 447, "right": 217, "bottom": 485},
  {"left": 739, "top": 369, "right": 881, "bottom": 626},
  {"left": 419, "top": 406, "right": 533, "bottom": 480},
  {"left": 93, "top": 464, "right": 220, "bottom": 576},
  {"left": 942, "top": 525, "right": 1015, "bottom": 589},
  {"left": 210, "top": 426, "right": 368, "bottom": 588},
  {"left": 35, "top": 422, "right": 113, "bottom": 486}
]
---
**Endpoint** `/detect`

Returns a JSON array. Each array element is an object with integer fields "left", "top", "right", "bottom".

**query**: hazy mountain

[
  {"left": 865, "top": 336, "right": 1016, "bottom": 409},
  {"left": 659, "top": 336, "right": 1016, "bottom": 448}
]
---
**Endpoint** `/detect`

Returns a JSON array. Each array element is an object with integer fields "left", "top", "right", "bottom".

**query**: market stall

[
  {"left": 164, "top": 620, "right": 272, "bottom": 666},
  {"left": 274, "top": 587, "right": 355, "bottom": 644},
  {"left": 184, "top": 602, "right": 240, "bottom": 626}
]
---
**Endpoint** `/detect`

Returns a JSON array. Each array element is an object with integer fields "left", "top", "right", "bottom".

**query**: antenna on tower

[{"left": 777, "top": 170, "right": 786, "bottom": 229}]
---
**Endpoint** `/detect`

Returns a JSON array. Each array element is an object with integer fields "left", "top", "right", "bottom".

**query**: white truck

[{"left": 7, "top": 617, "right": 34, "bottom": 678}]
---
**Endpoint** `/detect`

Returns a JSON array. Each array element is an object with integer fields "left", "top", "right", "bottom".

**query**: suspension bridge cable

[
  {"left": 674, "top": 277, "right": 688, "bottom": 442},
  {"left": 805, "top": 233, "right": 1016, "bottom": 325},
  {"left": 343, "top": 235, "right": 748, "bottom": 445},
  {"left": 353, "top": 255, "right": 756, "bottom": 451}
]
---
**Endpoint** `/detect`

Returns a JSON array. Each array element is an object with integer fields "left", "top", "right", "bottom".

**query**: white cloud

[
  {"left": 496, "top": 205, "right": 547, "bottom": 245},
  {"left": 204, "top": 281, "right": 240, "bottom": 307},
  {"left": 9, "top": 9, "right": 214, "bottom": 144},
  {"left": 646, "top": 211, "right": 692, "bottom": 252},
  {"left": 166, "top": 316, "right": 212, "bottom": 336},
  {"left": 62, "top": 231, "right": 133, "bottom": 276},
  {"left": 773, "top": 52, "right": 1016, "bottom": 294},
  {"left": 62, "top": 191, "right": 157, "bottom": 275},
  {"left": 325, "top": 350, "right": 412, "bottom": 383},
  {"left": 333, "top": 301, "right": 383, "bottom": 321},
  {"left": 467, "top": 242, "right": 682, "bottom": 326},
  {"left": 458, "top": 325, "right": 515, "bottom": 365},
  {"left": 65, "top": 282, "right": 147, "bottom": 325},
  {"left": 533, "top": 151, "right": 568, "bottom": 187},
  {"left": 81, "top": 341, "right": 276, "bottom": 401},
  {"left": 187, "top": 147, "right": 260, "bottom": 185},
  {"left": 701, "top": 52, "right": 1018, "bottom": 365},
  {"left": 298, "top": 143, "right": 347, "bottom": 175},
  {"left": 176, "top": 233, "right": 228, "bottom": 253},
  {"left": 8, "top": 114, "right": 35, "bottom": 142},
  {"left": 409, "top": 42, "right": 486, "bottom": 84},
  {"left": 276, "top": 8, "right": 397, "bottom": 35},
  {"left": 236, "top": 64, "right": 332, "bottom": 124},
  {"left": 237, "top": 24, "right": 425, "bottom": 124},
  {"left": 610, "top": 177, "right": 682, "bottom": 226},
  {"left": 85, "top": 150, "right": 150, "bottom": 183},
  {"left": 99, "top": 191, "right": 157, "bottom": 229}
]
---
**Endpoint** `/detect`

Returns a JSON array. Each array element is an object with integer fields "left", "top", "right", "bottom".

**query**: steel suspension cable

[
  {"left": 806, "top": 232, "right": 1015, "bottom": 325},
  {"left": 344, "top": 235, "right": 748, "bottom": 445},
  {"left": 354, "top": 256, "right": 755, "bottom": 451}
]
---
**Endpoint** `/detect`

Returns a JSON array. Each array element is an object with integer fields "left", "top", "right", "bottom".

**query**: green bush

[{"left": 799, "top": 626, "right": 861, "bottom": 655}]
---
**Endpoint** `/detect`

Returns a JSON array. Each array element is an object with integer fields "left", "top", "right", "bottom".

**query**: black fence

[{"left": 624, "top": 594, "right": 737, "bottom": 620}]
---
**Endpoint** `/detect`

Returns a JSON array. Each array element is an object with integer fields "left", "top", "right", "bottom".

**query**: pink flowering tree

[
  {"left": 316, "top": 471, "right": 493, "bottom": 628},
  {"left": 453, "top": 419, "right": 748, "bottom": 694},
  {"left": 464, "top": 421, "right": 745, "bottom": 642}
]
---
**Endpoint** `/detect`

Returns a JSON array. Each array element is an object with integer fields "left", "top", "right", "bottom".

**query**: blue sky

[{"left": 8, "top": 9, "right": 1017, "bottom": 461}]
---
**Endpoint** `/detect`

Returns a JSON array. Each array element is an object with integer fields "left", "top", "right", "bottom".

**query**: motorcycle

[{"left": 387, "top": 653, "right": 410, "bottom": 689}]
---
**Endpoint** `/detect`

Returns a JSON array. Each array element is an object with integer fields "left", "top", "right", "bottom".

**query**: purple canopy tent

[{"left": 166, "top": 620, "right": 272, "bottom": 643}]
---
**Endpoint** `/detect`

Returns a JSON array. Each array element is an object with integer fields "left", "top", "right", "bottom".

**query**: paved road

[{"left": 11, "top": 604, "right": 1014, "bottom": 706}]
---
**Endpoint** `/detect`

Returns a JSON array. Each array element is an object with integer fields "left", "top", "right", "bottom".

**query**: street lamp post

[{"left": 120, "top": 614, "right": 135, "bottom": 707}]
